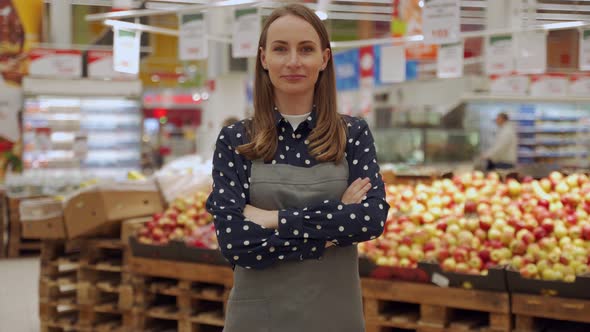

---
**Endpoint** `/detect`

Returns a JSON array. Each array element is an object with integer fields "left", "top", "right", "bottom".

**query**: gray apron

[{"left": 223, "top": 161, "right": 365, "bottom": 332}]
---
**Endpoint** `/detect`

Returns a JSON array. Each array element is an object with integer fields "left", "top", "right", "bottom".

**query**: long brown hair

[{"left": 236, "top": 3, "right": 347, "bottom": 163}]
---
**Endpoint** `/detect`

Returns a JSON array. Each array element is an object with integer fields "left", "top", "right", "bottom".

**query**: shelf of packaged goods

[{"left": 519, "top": 127, "right": 590, "bottom": 134}]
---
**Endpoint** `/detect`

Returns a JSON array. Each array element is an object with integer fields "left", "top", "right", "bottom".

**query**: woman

[{"left": 206, "top": 4, "right": 389, "bottom": 331}]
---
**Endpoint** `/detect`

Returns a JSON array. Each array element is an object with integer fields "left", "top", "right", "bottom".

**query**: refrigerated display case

[
  {"left": 465, "top": 97, "right": 590, "bottom": 171},
  {"left": 21, "top": 77, "right": 143, "bottom": 180}
]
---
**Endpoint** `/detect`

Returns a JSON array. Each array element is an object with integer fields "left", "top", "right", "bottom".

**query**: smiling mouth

[{"left": 282, "top": 75, "right": 306, "bottom": 80}]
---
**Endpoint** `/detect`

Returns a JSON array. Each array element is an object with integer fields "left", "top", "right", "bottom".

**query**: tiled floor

[{"left": 0, "top": 258, "right": 40, "bottom": 332}]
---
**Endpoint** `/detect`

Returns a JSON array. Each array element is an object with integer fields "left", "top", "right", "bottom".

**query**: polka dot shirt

[{"left": 206, "top": 111, "right": 389, "bottom": 269}]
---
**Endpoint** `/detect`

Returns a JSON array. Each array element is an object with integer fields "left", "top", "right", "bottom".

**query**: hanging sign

[
  {"left": 88, "top": 50, "right": 135, "bottom": 79},
  {"left": 113, "top": 28, "right": 141, "bottom": 74},
  {"left": 516, "top": 30, "right": 547, "bottom": 74},
  {"left": 232, "top": 8, "right": 260, "bottom": 58},
  {"left": 29, "top": 48, "right": 82, "bottom": 78},
  {"left": 529, "top": 74, "right": 568, "bottom": 97},
  {"left": 334, "top": 49, "right": 360, "bottom": 91},
  {"left": 422, "top": 0, "right": 461, "bottom": 45},
  {"left": 179, "top": 13, "right": 208, "bottom": 61},
  {"left": 380, "top": 44, "right": 406, "bottom": 83},
  {"left": 490, "top": 75, "right": 529, "bottom": 95},
  {"left": 580, "top": 28, "right": 590, "bottom": 71},
  {"left": 485, "top": 35, "right": 514, "bottom": 75},
  {"left": 569, "top": 73, "right": 590, "bottom": 96},
  {"left": 437, "top": 42, "right": 463, "bottom": 78}
]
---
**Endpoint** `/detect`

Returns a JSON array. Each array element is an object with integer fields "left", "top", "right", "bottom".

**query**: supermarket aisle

[{"left": 0, "top": 258, "right": 40, "bottom": 332}]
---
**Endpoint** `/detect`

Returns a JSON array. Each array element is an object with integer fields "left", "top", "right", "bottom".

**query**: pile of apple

[
  {"left": 359, "top": 171, "right": 590, "bottom": 281},
  {"left": 137, "top": 191, "right": 217, "bottom": 249}
]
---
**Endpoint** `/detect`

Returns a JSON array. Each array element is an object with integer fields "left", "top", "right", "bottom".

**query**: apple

[
  {"left": 454, "top": 248, "right": 469, "bottom": 263},
  {"left": 510, "top": 240, "right": 527, "bottom": 255},
  {"left": 456, "top": 262, "right": 470, "bottom": 273},
  {"left": 479, "top": 217, "right": 492, "bottom": 231},
  {"left": 507, "top": 179, "right": 522, "bottom": 197},
  {"left": 478, "top": 249, "right": 491, "bottom": 262},
  {"left": 520, "top": 263, "right": 539, "bottom": 278},
  {"left": 469, "top": 256, "right": 483, "bottom": 270},
  {"left": 555, "top": 182, "right": 570, "bottom": 195},
  {"left": 515, "top": 229, "right": 535, "bottom": 244},
  {"left": 437, "top": 248, "right": 450, "bottom": 261},
  {"left": 532, "top": 227, "right": 547, "bottom": 240},
  {"left": 488, "top": 228, "right": 502, "bottom": 241},
  {"left": 541, "top": 219, "right": 555, "bottom": 233},
  {"left": 582, "top": 224, "right": 590, "bottom": 240},
  {"left": 554, "top": 224, "right": 568, "bottom": 239},
  {"left": 442, "top": 258, "right": 457, "bottom": 271}
]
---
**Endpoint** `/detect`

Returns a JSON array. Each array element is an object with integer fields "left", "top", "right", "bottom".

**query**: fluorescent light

[
  {"left": 315, "top": 10, "right": 328, "bottom": 20},
  {"left": 540, "top": 21, "right": 585, "bottom": 30}
]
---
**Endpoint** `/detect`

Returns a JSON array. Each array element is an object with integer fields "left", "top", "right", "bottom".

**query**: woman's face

[{"left": 261, "top": 14, "right": 330, "bottom": 98}]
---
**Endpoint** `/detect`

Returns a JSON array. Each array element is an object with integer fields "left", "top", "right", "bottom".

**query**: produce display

[
  {"left": 137, "top": 191, "right": 217, "bottom": 249},
  {"left": 359, "top": 171, "right": 590, "bottom": 282}
]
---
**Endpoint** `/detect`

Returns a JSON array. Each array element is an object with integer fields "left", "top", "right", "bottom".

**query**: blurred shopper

[
  {"left": 482, "top": 112, "right": 517, "bottom": 170},
  {"left": 206, "top": 3, "right": 389, "bottom": 331}
]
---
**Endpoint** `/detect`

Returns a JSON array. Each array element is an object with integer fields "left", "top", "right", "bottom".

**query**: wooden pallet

[
  {"left": 512, "top": 293, "right": 590, "bottom": 332},
  {"left": 362, "top": 278, "right": 512, "bottom": 332},
  {"left": 122, "top": 255, "right": 232, "bottom": 332},
  {"left": 6, "top": 196, "right": 42, "bottom": 257}
]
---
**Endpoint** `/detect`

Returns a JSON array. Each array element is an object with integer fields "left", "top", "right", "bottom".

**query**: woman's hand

[
  {"left": 243, "top": 205, "right": 279, "bottom": 229},
  {"left": 341, "top": 177, "right": 372, "bottom": 205}
]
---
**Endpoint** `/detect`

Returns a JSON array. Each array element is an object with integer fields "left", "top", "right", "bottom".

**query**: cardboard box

[
  {"left": 21, "top": 216, "right": 66, "bottom": 239},
  {"left": 507, "top": 268, "right": 590, "bottom": 299},
  {"left": 418, "top": 261, "right": 508, "bottom": 292},
  {"left": 129, "top": 236, "right": 182, "bottom": 261},
  {"left": 19, "top": 197, "right": 66, "bottom": 239},
  {"left": 358, "top": 256, "right": 429, "bottom": 282},
  {"left": 63, "top": 180, "right": 164, "bottom": 238},
  {"left": 178, "top": 244, "right": 229, "bottom": 266}
]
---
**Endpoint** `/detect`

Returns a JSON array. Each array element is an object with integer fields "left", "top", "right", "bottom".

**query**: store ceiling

[{"left": 59, "top": 0, "right": 590, "bottom": 25}]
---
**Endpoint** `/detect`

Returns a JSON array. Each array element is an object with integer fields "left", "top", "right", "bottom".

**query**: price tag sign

[
  {"left": 530, "top": 74, "right": 568, "bottom": 97},
  {"left": 113, "top": 28, "right": 141, "bottom": 74},
  {"left": 516, "top": 31, "right": 547, "bottom": 74},
  {"left": 569, "top": 74, "right": 590, "bottom": 96},
  {"left": 490, "top": 75, "right": 529, "bottom": 95},
  {"left": 179, "top": 13, "right": 208, "bottom": 61},
  {"left": 486, "top": 35, "right": 514, "bottom": 75},
  {"left": 422, "top": 0, "right": 461, "bottom": 45},
  {"left": 380, "top": 45, "right": 406, "bottom": 83},
  {"left": 580, "top": 29, "right": 590, "bottom": 71},
  {"left": 437, "top": 42, "right": 463, "bottom": 78},
  {"left": 29, "top": 49, "right": 83, "bottom": 78},
  {"left": 232, "top": 8, "right": 260, "bottom": 58}
]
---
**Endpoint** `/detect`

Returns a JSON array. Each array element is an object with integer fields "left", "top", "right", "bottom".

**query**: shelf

[
  {"left": 519, "top": 128, "right": 589, "bottom": 133},
  {"left": 518, "top": 140, "right": 580, "bottom": 146}
]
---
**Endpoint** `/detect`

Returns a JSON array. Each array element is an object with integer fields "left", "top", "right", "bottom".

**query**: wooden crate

[
  {"left": 362, "top": 278, "right": 512, "bottom": 332},
  {"left": 6, "top": 196, "right": 42, "bottom": 257},
  {"left": 512, "top": 293, "right": 590, "bottom": 332}
]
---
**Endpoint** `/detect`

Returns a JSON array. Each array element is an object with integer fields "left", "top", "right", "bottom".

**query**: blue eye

[
  {"left": 274, "top": 46, "right": 287, "bottom": 52},
  {"left": 302, "top": 47, "right": 314, "bottom": 52}
]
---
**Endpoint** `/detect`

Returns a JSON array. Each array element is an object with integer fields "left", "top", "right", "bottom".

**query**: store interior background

[{"left": 2, "top": 0, "right": 590, "bottom": 331}]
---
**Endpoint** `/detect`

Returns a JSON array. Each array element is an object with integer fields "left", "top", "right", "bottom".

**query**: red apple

[
  {"left": 478, "top": 249, "right": 491, "bottom": 262},
  {"left": 533, "top": 227, "right": 547, "bottom": 240},
  {"left": 581, "top": 224, "right": 590, "bottom": 240},
  {"left": 566, "top": 214, "right": 578, "bottom": 226},
  {"left": 454, "top": 248, "right": 469, "bottom": 263},
  {"left": 541, "top": 219, "right": 555, "bottom": 233}
]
